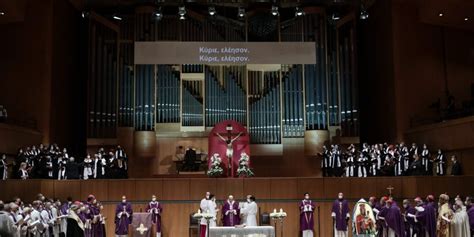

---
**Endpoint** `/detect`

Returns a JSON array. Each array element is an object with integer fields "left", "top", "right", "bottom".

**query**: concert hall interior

[{"left": 0, "top": 0, "right": 473, "bottom": 237}]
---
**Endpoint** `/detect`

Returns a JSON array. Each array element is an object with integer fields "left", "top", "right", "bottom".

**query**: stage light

[
  {"left": 208, "top": 6, "right": 216, "bottom": 16},
  {"left": 178, "top": 6, "right": 186, "bottom": 20},
  {"left": 332, "top": 13, "right": 340, "bottom": 21},
  {"left": 295, "top": 7, "right": 304, "bottom": 17},
  {"left": 153, "top": 8, "right": 162, "bottom": 20},
  {"left": 271, "top": 6, "right": 279, "bottom": 16},
  {"left": 81, "top": 11, "right": 90, "bottom": 18},
  {"left": 238, "top": 7, "right": 246, "bottom": 18},
  {"left": 438, "top": 12, "right": 444, "bottom": 17},
  {"left": 360, "top": 9, "right": 369, "bottom": 20},
  {"left": 113, "top": 13, "right": 122, "bottom": 21}
]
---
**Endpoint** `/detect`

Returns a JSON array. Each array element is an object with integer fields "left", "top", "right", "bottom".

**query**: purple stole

[
  {"left": 300, "top": 200, "right": 314, "bottom": 231},
  {"left": 146, "top": 201, "right": 162, "bottom": 232}
]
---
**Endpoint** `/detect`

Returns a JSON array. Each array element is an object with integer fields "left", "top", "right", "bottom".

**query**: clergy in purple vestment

[
  {"left": 86, "top": 195, "right": 105, "bottom": 237},
  {"left": 115, "top": 195, "right": 133, "bottom": 237},
  {"left": 222, "top": 195, "right": 240, "bottom": 227},
  {"left": 382, "top": 199, "right": 405, "bottom": 237},
  {"left": 146, "top": 195, "right": 163, "bottom": 237},
  {"left": 413, "top": 196, "right": 437, "bottom": 237},
  {"left": 402, "top": 199, "right": 418, "bottom": 237},
  {"left": 331, "top": 193, "right": 350, "bottom": 237},
  {"left": 466, "top": 197, "right": 474, "bottom": 235},
  {"left": 300, "top": 193, "right": 315, "bottom": 237}
]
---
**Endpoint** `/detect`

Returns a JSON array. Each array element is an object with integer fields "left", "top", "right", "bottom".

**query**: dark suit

[{"left": 451, "top": 162, "right": 462, "bottom": 175}]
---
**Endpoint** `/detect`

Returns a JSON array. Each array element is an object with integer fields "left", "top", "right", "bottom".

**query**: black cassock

[{"left": 66, "top": 217, "right": 84, "bottom": 237}]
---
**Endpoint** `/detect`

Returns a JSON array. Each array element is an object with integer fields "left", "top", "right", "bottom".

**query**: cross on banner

[{"left": 136, "top": 223, "right": 148, "bottom": 235}]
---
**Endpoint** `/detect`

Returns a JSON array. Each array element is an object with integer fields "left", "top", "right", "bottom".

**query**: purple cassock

[
  {"left": 146, "top": 201, "right": 163, "bottom": 233},
  {"left": 88, "top": 204, "right": 104, "bottom": 237},
  {"left": 222, "top": 200, "right": 240, "bottom": 226},
  {"left": 115, "top": 202, "right": 133, "bottom": 235},
  {"left": 403, "top": 205, "right": 417, "bottom": 235},
  {"left": 300, "top": 200, "right": 315, "bottom": 231},
  {"left": 468, "top": 205, "right": 474, "bottom": 233},
  {"left": 60, "top": 203, "right": 71, "bottom": 215},
  {"left": 415, "top": 203, "right": 436, "bottom": 237},
  {"left": 385, "top": 205, "right": 405, "bottom": 237},
  {"left": 331, "top": 199, "right": 350, "bottom": 231}
]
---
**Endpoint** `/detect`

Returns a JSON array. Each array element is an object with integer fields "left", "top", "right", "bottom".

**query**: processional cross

[
  {"left": 215, "top": 124, "right": 244, "bottom": 177},
  {"left": 136, "top": 223, "right": 148, "bottom": 235},
  {"left": 387, "top": 185, "right": 394, "bottom": 197}
]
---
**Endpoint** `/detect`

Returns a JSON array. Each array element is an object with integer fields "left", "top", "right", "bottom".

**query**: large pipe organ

[{"left": 86, "top": 7, "right": 359, "bottom": 145}]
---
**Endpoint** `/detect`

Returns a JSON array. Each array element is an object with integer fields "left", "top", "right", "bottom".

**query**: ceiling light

[
  {"left": 81, "top": 11, "right": 90, "bottom": 18},
  {"left": 208, "top": 6, "right": 216, "bottom": 16},
  {"left": 438, "top": 12, "right": 444, "bottom": 17},
  {"left": 0, "top": 12, "right": 5, "bottom": 16},
  {"left": 360, "top": 9, "right": 369, "bottom": 20},
  {"left": 295, "top": 7, "right": 304, "bottom": 17},
  {"left": 238, "top": 7, "right": 246, "bottom": 18},
  {"left": 113, "top": 13, "right": 122, "bottom": 21},
  {"left": 332, "top": 13, "right": 340, "bottom": 21},
  {"left": 179, "top": 6, "right": 186, "bottom": 16},
  {"left": 464, "top": 17, "right": 469, "bottom": 21},
  {"left": 271, "top": 6, "right": 279, "bottom": 16},
  {"left": 153, "top": 8, "right": 162, "bottom": 20},
  {"left": 179, "top": 15, "right": 186, "bottom": 20}
]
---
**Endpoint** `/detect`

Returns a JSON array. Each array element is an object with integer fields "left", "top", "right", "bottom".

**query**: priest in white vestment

[
  {"left": 450, "top": 200, "right": 471, "bottom": 237},
  {"left": 240, "top": 195, "right": 258, "bottom": 226}
]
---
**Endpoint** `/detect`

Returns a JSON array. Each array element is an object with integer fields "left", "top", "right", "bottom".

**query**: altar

[{"left": 209, "top": 226, "right": 275, "bottom": 237}]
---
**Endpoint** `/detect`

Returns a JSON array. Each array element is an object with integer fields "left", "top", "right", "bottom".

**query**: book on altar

[{"left": 303, "top": 205, "right": 312, "bottom": 212}]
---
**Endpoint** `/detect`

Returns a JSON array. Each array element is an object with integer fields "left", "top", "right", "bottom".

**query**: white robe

[
  {"left": 450, "top": 208, "right": 471, "bottom": 237},
  {"left": 240, "top": 202, "right": 258, "bottom": 226}
]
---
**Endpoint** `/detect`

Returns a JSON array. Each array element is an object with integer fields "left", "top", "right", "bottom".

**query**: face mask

[
  {"left": 403, "top": 204, "right": 408, "bottom": 209},
  {"left": 152, "top": 198, "right": 156, "bottom": 202},
  {"left": 247, "top": 199, "right": 251, "bottom": 203},
  {"left": 92, "top": 200, "right": 97, "bottom": 204},
  {"left": 338, "top": 196, "right": 343, "bottom": 200},
  {"left": 305, "top": 196, "right": 309, "bottom": 200},
  {"left": 122, "top": 200, "right": 126, "bottom": 203}
]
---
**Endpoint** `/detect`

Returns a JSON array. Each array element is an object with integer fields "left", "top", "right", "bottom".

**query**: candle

[
  {"left": 198, "top": 209, "right": 201, "bottom": 214},
  {"left": 279, "top": 208, "right": 283, "bottom": 213},
  {"left": 273, "top": 209, "right": 277, "bottom": 213}
]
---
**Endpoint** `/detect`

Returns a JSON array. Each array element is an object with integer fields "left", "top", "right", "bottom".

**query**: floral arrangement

[
  {"left": 237, "top": 152, "right": 254, "bottom": 177},
  {"left": 269, "top": 208, "right": 287, "bottom": 219},
  {"left": 207, "top": 153, "right": 224, "bottom": 177}
]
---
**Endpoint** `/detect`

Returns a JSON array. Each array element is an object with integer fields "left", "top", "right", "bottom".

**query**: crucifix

[
  {"left": 214, "top": 124, "right": 244, "bottom": 177},
  {"left": 136, "top": 223, "right": 148, "bottom": 235},
  {"left": 386, "top": 185, "right": 395, "bottom": 197}
]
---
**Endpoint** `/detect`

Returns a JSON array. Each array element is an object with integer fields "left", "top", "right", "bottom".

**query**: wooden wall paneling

[
  {"left": 189, "top": 178, "right": 217, "bottom": 200},
  {"left": 401, "top": 176, "right": 417, "bottom": 198},
  {"left": 40, "top": 180, "right": 55, "bottom": 199},
  {"left": 349, "top": 177, "right": 377, "bottom": 199},
  {"left": 53, "top": 180, "right": 81, "bottom": 201},
  {"left": 160, "top": 203, "right": 197, "bottom": 237},
  {"left": 323, "top": 178, "right": 351, "bottom": 199},
  {"left": 107, "top": 180, "right": 136, "bottom": 201},
  {"left": 297, "top": 178, "right": 325, "bottom": 199},
  {"left": 80, "top": 180, "right": 109, "bottom": 201},
  {"left": 270, "top": 178, "right": 298, "bottom": 199},
  {"left": 215, "top": 179, "right": 244, "bottom": 200},
  {"left": 243, "top": 178, "right": 271, "bottom": 200},
  {"left": 135, "top": 180, "right": 164, "bottom": 201},
  {"left": 162, "top": 179, "right": 190, "bottom": 200},
  {"left": 414, "top": 177, "right": 433, "bottom": 198}
]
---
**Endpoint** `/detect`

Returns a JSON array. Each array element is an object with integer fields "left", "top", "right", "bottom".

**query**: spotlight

[
  {"left": 0, "top": 11, "right": 5, "bottom": 16},
  {"left": 295, "top": 7, "right": 304, "bottom": 17},
  {"left": 238, "top": 7, "right": 246, "bottom": 18},
  {"left": 438, "top": 12, "right": 444, "bottom": 17},
  {"left": 81, "top": 11, "right": 90, "bottom": 18},
  {"left": 271, "top": 5, "right": 279, "bottom": 16},
  {"left": 208, "top": 6, "right": 216, "bottom": 16},
  {"left": 113, "top": 13, "right": 122, "bottom": 21},
  {"left": 464, "top": 17, "right": 469, "bottom": 21},
  {"left": 360, "top": 9, "right": 369, "bottom": 20},
  {"left": 331, "top": 13, "right": 340, "bottom": 21},
  {"left": 178, "top": 6, "right": 186, "bottom": 19},
  {"left": 153, "top": 8, "right": 162, "bottom": 20}
]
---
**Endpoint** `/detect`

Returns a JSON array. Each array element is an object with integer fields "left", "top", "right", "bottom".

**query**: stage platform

[{"left": 1, "top": 176, "right": 472, "bottom": 237}]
